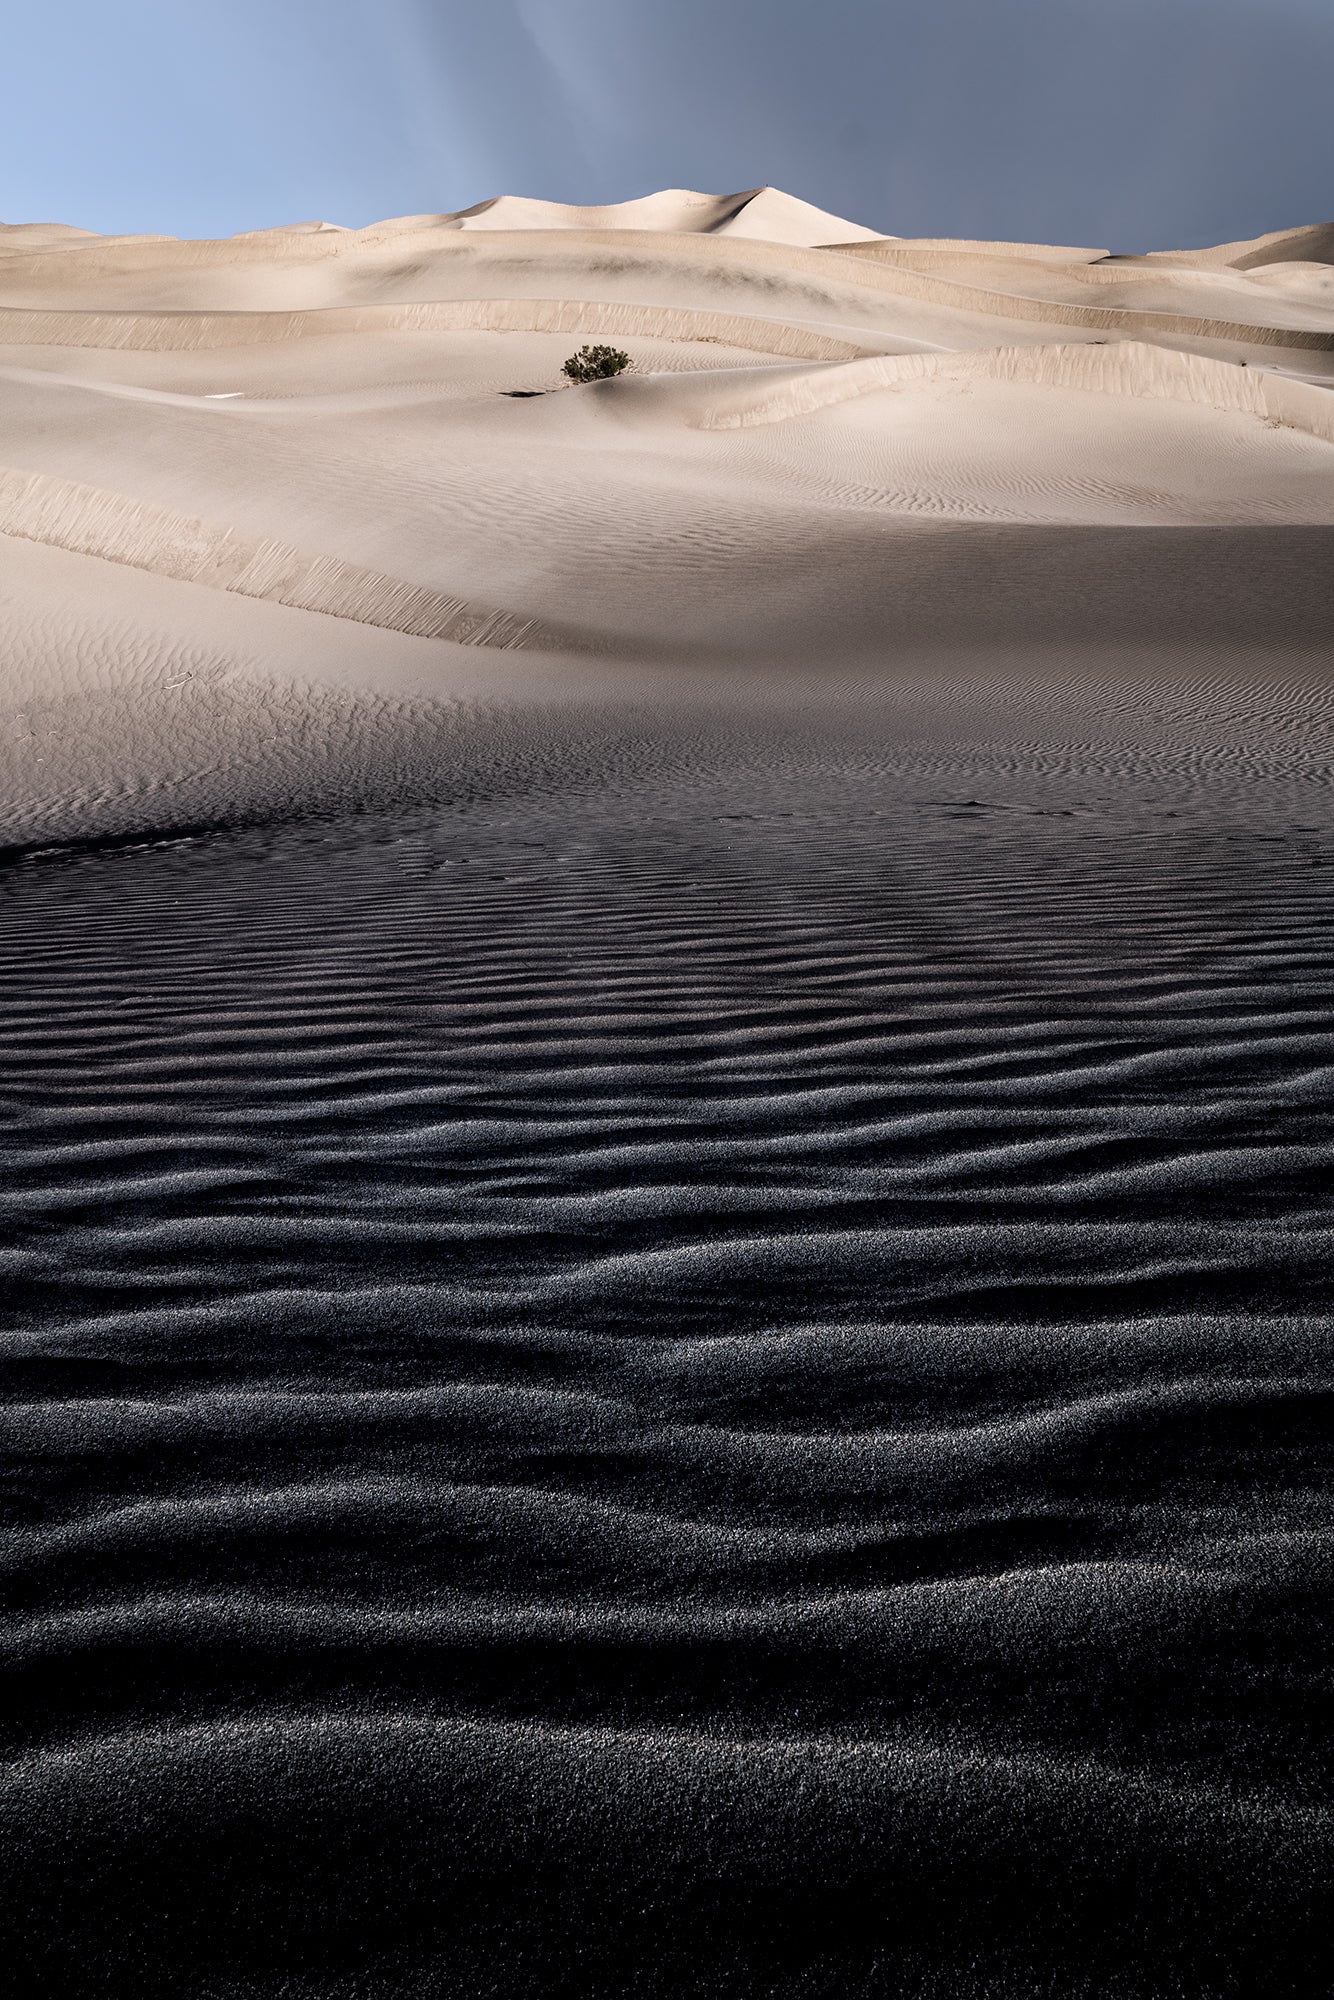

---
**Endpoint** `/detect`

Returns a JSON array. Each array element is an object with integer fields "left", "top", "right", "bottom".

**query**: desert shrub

[{"left": 562, "top": 345, "right": 631, "bottom": 384}]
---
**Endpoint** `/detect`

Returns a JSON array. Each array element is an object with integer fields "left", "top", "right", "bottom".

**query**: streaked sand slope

[{"left": 2, "top": 186, "right": 1332, "bottom": 839}]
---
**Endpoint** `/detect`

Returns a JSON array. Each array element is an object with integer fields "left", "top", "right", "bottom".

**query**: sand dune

[
  {"left": 0, "top": 294, "right": 872, "bottom": 358},
  {"left": 1139, "top": 221, "right": 1334, "bottom": 269},
  {"left": 437, "top": 184, "right": 887, "bottom": 244},
  {"left": 5, "top": 216, "right": 1333, "bottom": 362},
  {"left": 692, "top": 338, "right": 1334, "bottom": 441},
  {"left": 0, "top": 463, "right": 563, "bottom": 649},
  {"left": 3, "top": 186, "right": 1333, "bottom": 1993},
  {"left": 1, "top": 184, "right": 1331, "bottom": 826}
]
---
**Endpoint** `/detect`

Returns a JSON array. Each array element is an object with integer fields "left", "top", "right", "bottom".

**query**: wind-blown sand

[{"left": 2, "top": 189, "right": 1332, "bottom": 1994}]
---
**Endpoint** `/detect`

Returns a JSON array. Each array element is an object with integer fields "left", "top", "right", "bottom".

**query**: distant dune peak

[{"left": 432, "top": 185, "right": 889, "bottom": 246}]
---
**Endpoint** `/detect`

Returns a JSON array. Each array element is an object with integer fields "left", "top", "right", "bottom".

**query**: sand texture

[{"left": 2, "top": 188, "right": 1333, "bottom": 1995}]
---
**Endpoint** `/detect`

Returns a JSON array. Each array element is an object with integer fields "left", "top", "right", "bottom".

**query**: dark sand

[{"left": 2, "top": 676, "right": 1332, "bottom": 1995}]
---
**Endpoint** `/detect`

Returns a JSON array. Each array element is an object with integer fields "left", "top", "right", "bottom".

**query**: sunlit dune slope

[
  {"left": 2, "top": 184, "right": 1332, "bottom": 841},
  {"left": 435, "top": 185, "right": 889, "bottom": 244}
]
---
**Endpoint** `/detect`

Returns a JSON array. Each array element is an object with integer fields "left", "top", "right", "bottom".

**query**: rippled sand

[{"left": 3, "top": 676, "right": 1333, "bottom": 1995}]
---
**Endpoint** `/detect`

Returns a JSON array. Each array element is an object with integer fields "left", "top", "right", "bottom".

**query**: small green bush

[{"left": 562, "top": 345, "right": 631, "bottom": 384}]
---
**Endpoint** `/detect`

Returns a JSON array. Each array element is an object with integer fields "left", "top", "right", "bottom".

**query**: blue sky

[{"left": 3, "top": 0, "right": 1331, "bottom": 249}]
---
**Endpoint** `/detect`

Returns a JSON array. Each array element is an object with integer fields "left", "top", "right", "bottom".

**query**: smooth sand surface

[{"left": 2, "top": 184, "right": 1333, "bottom": 841}]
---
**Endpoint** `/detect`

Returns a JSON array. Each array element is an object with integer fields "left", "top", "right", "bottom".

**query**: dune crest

[
  {"left": 0, "top": 464, "right": 559, "bottom": 649},
  {"left": 695, "top": 339, "right": 1334, "bottom": 442},
  {"left": 331, "top": 185, "right": 888, "bottom": 246}
]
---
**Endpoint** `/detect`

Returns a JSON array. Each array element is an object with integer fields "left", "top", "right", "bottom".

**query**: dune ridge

[
  {"left": 5, "top": 222, "right": 1334, "bottom": 354},
  {"left": 0, "top": 464, "right": 556, "bottom": 648},
  {"left": 435, "top": 185, "right": 889, "bottom": 245},
  {"left": 0, "top": 292, "right": 873, "bottom": 358},
  {"left": 1139, "top": 222, "right": 1334, "bottom": 269},
  {"left": 697, "top": 339, "right": 1334, "bottom": 441}
]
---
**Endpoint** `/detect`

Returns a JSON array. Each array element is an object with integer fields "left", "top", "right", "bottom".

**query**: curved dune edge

[
  {"left": 1141, "top": 223, "right": 1334, "bottom": 271},
  {"left": 824, "top": 237, "right": 1334, "bottom": 310},
  {"left": 826, "top": 237, "right": 1110, "bottom": 264},
  {"left": 698, "top": 340, "right": 1334, "bottom": 442},
  {"left": 472, "top": 227, "right": 1334, "bottom": 348},
  {"left": 4, "top": 227, "right": 1332, "bottom": 351},
  {"left": 829, "top": 240, "right": 1112, "bottom": 273},
  {"left": 487, "top": 227, "right": 1334, "bottom": 348},
  {"left": 805, "top": 245, "right": 1334, "bottom": 348},
  {"left": 5, "top": 1709, "right": 1324, "bottom": 1832},
  {"left": 0, "top": 295, "right": 873, "bottom": 361},
  {"left": 0, "top": 465, "right": 565, "bottom": 651}
]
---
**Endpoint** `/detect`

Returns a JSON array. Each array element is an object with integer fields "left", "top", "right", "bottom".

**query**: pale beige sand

[
  {"left": 2, "top": 185, "right": 1332, "bottom": 840},
  {"left": 434, "top": 186, "right": 888, "bottom": 245}
]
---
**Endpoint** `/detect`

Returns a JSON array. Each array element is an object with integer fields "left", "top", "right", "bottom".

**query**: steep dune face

[{"left": 1, "top": 185, "right": 1332, "bottom": 838}]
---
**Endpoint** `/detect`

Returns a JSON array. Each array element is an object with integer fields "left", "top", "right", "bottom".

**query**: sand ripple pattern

[{"left": 2, "top": 734, "right": 1331, "bottom": 1993}]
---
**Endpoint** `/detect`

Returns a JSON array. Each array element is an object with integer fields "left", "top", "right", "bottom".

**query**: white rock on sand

[{"left": 1, "top": 185, "right": 1332, "bottom": 842}]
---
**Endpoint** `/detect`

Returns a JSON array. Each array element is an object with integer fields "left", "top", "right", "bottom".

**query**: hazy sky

[{"left": 3, "top": 0, "right": 1331, "bottom": 249}]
